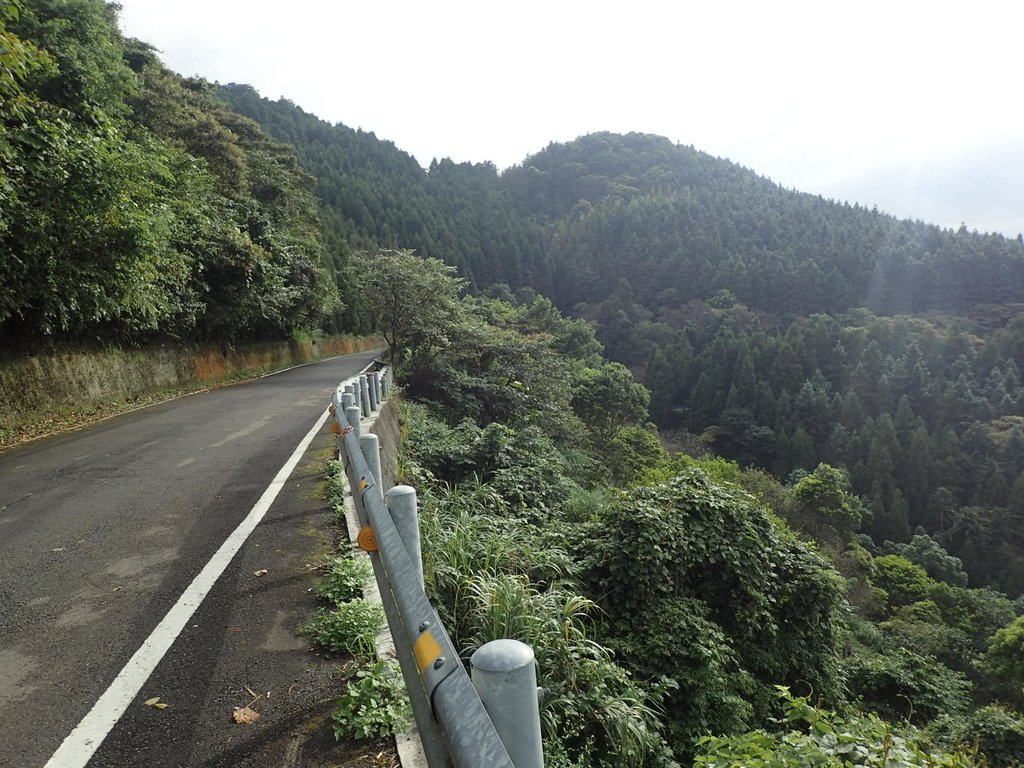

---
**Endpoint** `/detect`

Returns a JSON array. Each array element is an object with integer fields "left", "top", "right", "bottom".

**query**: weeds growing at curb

[
  {"left": 317, "top": 555, "right": 372, "bottom": 605},
  {"left": 306, "top": 599, "right": 385, "bottom": 657},
  {"left": 332, "top": 659, "right": 411, "bottom": 740}
]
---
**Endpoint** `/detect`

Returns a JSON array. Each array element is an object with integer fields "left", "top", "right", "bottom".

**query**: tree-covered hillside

[
  {"left": 217, "top": 83, "right": 553, "bottom": 321},
  {"left": 364, "top": 250, "right": 1022, "bottom": 767},
  {"left": 504, "top": 134, "right": 1024, "bottom": 596},
  {"left": 226, "top": 92, "right": 1024, "bottom": 596},
  {"left": 0, "top": 0, "right": 336, "bottom": 351},
  {"left": 503, "top": 132, "right": 1024, "bottom": 317}
]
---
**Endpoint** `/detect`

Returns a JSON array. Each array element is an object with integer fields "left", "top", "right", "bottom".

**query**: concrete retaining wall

[{"left": 0, "top": 336, "right": 381, "bottom": 431}]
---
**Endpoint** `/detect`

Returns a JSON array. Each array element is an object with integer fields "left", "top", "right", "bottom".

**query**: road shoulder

[{"left": 86, "top": 431, "right": 398, "bottom": 767}]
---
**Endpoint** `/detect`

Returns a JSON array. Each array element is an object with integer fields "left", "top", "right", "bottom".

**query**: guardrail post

[
  {"left": 370, "top": 372, "right": 380, "bottom": 411},
  {"left": 335, "top": 395, "right": 516, "bottom": 768},
  {"left": 359, "top": 434, "right": 384, "bottom": 504},
  {"left": 385, "top": 485, "right": 423, "bottom": 590},
  {"left": 341, "top": 391, "right": 355, "bottom": 412},
  {"left": 344, "top": 404, "right": 362, "bottom": 438},
  {"left": 371, "top": 372, "right": 382, "bottom": 408},
  {"left": 471, "top": 640, "right": 545, "bottom": 768},
  {"left": 380, "top": 371, "right": 390, "bottom": 400},
  {"left": 358, "top": 374, "right": 371, "bottom": 416}
]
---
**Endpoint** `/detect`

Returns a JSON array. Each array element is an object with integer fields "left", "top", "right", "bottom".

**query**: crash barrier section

[{"left": 331, "top": 363, "right": 544, "bottom": 768}]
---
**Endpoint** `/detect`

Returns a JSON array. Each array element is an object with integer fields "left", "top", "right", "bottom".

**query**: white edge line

[
  {"left": 260, "top": 346, "right": 382, "bottom": 380},
  {"left": 44, "top": 407, "right": 333, "bottom": 768}
]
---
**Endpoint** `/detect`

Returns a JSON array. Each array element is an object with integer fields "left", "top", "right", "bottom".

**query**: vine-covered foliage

[
  {"left": 694, "top": 687, "right": 979, "bottom": 767},
  {"left": 584, "top": 470, "right": 847, "bottom": 743},
  {"left": 0, "top": 0, "right": 336, "bottom": 350}
]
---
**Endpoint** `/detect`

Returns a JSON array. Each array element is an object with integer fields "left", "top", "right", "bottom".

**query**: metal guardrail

[{"left": 330, "top": 364, "right": 544, "bottom": 768}]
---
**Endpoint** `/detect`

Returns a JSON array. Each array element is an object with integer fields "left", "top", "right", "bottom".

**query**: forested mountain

[
  {"left": 507, "top": 134, "right": 1024, "bottom": 596},
  {"left": 503, "top": 132, "right": 1024, "bottom": 316},
  {"left": 226, "top": 89, "right": 1024, "bottom": 597},
  {"left": 217, "top": 82, "right": 553, "bottom": 329}
]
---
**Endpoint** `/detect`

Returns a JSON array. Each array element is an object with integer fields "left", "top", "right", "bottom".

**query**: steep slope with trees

[
  {"left": 360, "top": 250, "right": 1012, "bottom": 767},
  {"left": 497, "top": 133, "right": 1024, "bottom": 597},
  {"left": 0, "top": 0, "right": 336, "bottom": 352},
  {"left": 231, "top": 106, "right": 1024, "bottom": 596},
  {"left": 216, "top": 84, "right": 553, "bottom": 323}
]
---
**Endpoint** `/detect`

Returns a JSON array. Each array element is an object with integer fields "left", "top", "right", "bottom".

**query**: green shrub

[
  {"left": 317, "top": 555, "right": 372, "bottom": 605},
  {"left": 331, "top": 659, "right": 411, "bottom": 740},
  {"left": 325, "top": 458, "right": 347, "bottom": 513},
  {"left": 407, "top": 423, "right": 675, "bottom": 766},
  {"left": 695, "top": 687, "right": 980, "bottom": 767},
  {"left": 880, "top": 535, "right": 969, "bottom": 587},
  {"left": 981, "top": 615, "right": 1024, "bottom": 709},
  {"left": 845, "top": 647, "right": 971, "bottom": 724},
  {"left": 932, "top": 704, "right": 1024, "bottom": 768},
  {"left": 584, "top": 468, "right": 848, "bottom": 747},
  {"left": 874, "top": 555, "right": 935, "bottom": 609},
  {"left": 306, "top": 600, "right": 384, "bottom": 657}
]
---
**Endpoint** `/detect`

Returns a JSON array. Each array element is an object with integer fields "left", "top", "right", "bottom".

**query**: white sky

[{"left": 115, "top": 0, "right": 1024, "bottom": 237}]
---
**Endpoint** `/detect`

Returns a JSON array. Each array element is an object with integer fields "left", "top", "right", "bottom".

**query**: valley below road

[{"left": 0, "top": 349, "right": 381, "bottom": 768}]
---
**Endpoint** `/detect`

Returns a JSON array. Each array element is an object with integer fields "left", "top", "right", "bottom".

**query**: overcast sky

[{"left": 115, "top": 0, "right": 1023, "bottom": 237}]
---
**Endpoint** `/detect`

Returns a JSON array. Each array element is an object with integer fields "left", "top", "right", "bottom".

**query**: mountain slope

[
  {"left": 220, "top": 99, "right": 1024, "bottom": 593},
  {"left": 502, "top": 132, "right": 1024, "bottom": 317},
  {"left": 217, "top": 84, "right": 553, "bottom": 300}
]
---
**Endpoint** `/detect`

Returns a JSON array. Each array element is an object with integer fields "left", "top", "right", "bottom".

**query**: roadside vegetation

[
  {"left": 364, "top": 250, "right": 1022, "bottom": 767},
  {"left": 308, "top": 459, "right": 411, "bottom": 746}
]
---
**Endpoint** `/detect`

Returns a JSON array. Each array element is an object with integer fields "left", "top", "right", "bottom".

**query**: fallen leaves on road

[
  {"left": 232, "top": 686, "right": 264, "bottom": 724},
  {"left": 253, "top": 569, "right": 268, "bottom": 577},
  {"left": 232, "top": 706, "right": 260, "bottom": 725},
  {"left": 144, "top": 697, "right": 170, "bottom": 710}
]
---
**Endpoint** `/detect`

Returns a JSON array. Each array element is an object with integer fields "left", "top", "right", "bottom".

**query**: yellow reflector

[
  {"left": 414, "top": 630, "right": 442, "bottom": 673},
  {"left": 357, "top": 526, "right": 378, "bottom": 552}
]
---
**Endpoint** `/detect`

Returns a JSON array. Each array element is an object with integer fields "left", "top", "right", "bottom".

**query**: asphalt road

[{"left": 0, "top": 349, "right": 381, "bottom": 768}]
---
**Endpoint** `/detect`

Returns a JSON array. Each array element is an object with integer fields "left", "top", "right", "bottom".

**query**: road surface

[{"left": 0, "top": 349, "right": 381, "bottom": 767}]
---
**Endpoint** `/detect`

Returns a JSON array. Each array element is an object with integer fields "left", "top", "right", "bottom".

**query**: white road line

[{"left": 44, "top": 408, "right": 332, "bottom": 768}]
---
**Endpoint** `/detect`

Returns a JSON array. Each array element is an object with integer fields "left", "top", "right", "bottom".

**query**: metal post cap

[
  {"left": 386, "top": 484, "right": 417, "bottom": 500},
  {"left": 471, "top": 639, "right": 535, "bottom": 672}
]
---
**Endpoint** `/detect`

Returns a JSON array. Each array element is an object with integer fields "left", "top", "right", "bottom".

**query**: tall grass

[{"left": 404, "top": 403, "right": 675, "bottom": 767}]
